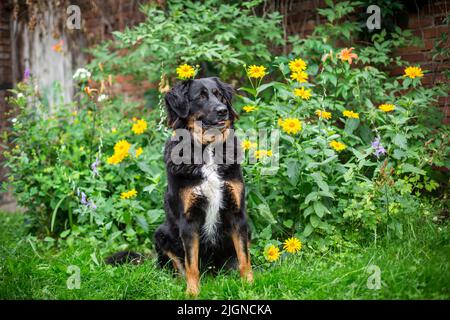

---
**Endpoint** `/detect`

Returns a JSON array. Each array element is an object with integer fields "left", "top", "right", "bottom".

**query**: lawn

[{"left": 0, "top": 211, "right": 449, "bottom": 300}]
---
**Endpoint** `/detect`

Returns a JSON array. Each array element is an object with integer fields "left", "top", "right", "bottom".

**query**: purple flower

[
  {"left": 372, "top": 137, "right": 386, "bottom": 157},
  {"left": 80, "top": 192, "right": 88, "bottom": 205},
  {"left": 91, "top": 157, "right": 100, "bottom": 177},
  {"left": 23, "top": 68, "right": 30, "bottom": 80},
  {"left": 88, "top": 201, "right": 97, "bottom": 210}
]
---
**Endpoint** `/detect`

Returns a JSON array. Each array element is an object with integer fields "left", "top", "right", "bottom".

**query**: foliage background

[{"left": 2, "top": 0, "right": 449, "bottom": 262}]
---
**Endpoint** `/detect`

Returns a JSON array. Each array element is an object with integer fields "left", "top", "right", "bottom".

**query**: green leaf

[
  {"left": 51, "top": 196, "right": 67, "bottom": 233},
  {"left": 303, "top": 223, "right": 314, "bottom": 237},
  {"left": 286, "top": 158, "right": 299, "bottom": 185},
  {"left": 344, "top": 118, "right": 360, "bottom": 135},
  {"left": 256, "top": 82, "right": 275, "bottom": 95},
  {"left": 305, "top": 191, "right": 319, "bottom": 204},
  {"left": 313, "top": 201, "right": 328, "bottom": 218},
  {"left": 393, "top": 133, "right": 407, "bottom": 149},
  {"left": 310, "top": 215, "right": 321, "bottom": 228},
  {"left": 238, "top": 87, "right": 257, "bottom": 96},
  {"left": 283, "top": 219, "right": 294, "bottom": 228},
  {"left": 402, "top": 163, "right": 425, "bottom": 175},
  {"left": 135, "top": 214, "right": 149, "bottom": 233}
]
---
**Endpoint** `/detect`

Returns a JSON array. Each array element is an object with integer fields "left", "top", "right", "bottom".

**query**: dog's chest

[{"left": 193, "top": 147, "right": 223, "bottom": 243}]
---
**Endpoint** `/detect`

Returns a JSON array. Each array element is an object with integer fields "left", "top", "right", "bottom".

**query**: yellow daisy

[
  {"left": 280, "top": 118, "right": 302, "bottom": 135},
  {"left": 135, "top": 147, "right": 143, "bottom": 158},
  {"left": 283, "top": 237, "right": 302, "bottom": 254},
  {"left": 315, "top": 110, "right": 332, "bottom": 120},
  {"left": 378, "top": 104, "right": 395, "bottom": 112},
  {"left": 132, "top": 119, "right": 148, "bottom": 135},
  {"left": 107, "top": 152, "right": 126, "bottom": 165},
  {"left": 176, "top": 64, "right": 195, "bottom": 80},
  {"left": 120, "top": 189, "right": 138, "bottom": 199},
  {"left": 254, "top": 150, "right": 273, "bottom": 159},
  {"left": 241, "top": 140, "right": 257, "bottom": 151},
  {"left": 114, "top": 140, "right": 131, "bottom": 155},
  {"left": 404, "top": 66, "right": 424, "bottom": 79},
  {"left": 265, "top": 245, "right": 280, "bottom": 262},
  {"left": 342, "top": 110, "right": 359, "bottom": 119},
  {"left": 242, "top": 105, "right": 258, "bottom": 113},
  {"left": 290, "top": 71, "right": 308, "bottom": 83},
  {"left": 329, "top": 140, "right": 347, "bottom": 152},
  {"left": 247, "top": 65, "right": 267, "bottom": 79},
  {"left": 289, "top": 58, "right": 307, "bottom": 73},
  {"left": 294, "top": 87, "right": 312, "bottom": 100}
]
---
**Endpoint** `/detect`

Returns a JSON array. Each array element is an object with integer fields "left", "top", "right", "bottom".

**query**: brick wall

[
  {"left": 0, "top": 1, "right": 13, "bottom": 184},
  {"left": 394, "top": 1, "right": 450, "bottom": 124}
]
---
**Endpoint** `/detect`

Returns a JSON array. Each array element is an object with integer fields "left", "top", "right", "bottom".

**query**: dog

[{"left": 154, "top": 77, "right": 253, "bottom": 296}]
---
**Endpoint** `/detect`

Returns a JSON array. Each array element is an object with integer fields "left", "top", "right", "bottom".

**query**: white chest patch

[{"left": 193, "top": 146, "right": 223, "bottom": 243}]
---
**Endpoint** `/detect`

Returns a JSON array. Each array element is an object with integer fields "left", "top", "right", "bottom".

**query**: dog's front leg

[
  {"left": 231, "top": 221, "right": 253, "bottom": 283},
  {"left": 181, "top": 223, "right": 200, "bottom": 296}
]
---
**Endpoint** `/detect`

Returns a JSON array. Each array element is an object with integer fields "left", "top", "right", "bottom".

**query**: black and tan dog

[{"left": 154, "top": 77, "right": 253, "bottom": 296}]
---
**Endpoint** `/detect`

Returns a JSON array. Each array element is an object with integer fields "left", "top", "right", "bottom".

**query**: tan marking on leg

[
  {"left": 180, "top": 187, "right": 196, "bottom": 217},
  {"left": 225, "top": 180, "right": 243, "bottom": 209},
  {"left": 185, "top": 233, "right": 200, "bottom": 296},
  {"left": 166, "top": 251, "right": 185, "bottom": 276},
  {"left": 231, "top": 231, "right": 253, "bottom": 283}
]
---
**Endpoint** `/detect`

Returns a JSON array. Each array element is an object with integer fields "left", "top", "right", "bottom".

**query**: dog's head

[{"left": 165, "top": 77, "right": 238, "bottom": 139}]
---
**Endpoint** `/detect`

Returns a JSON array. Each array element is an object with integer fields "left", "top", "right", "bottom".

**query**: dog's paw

[
  {"left": 186, "top": 285, "right": 200, "bottom": 297},
  {"left": 245, "top": 271, "right": 254, "bottom": 284}
]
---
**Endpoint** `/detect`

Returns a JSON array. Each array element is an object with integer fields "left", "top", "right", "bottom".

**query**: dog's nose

[{"left": 216, "top": 106, "right": 228, "bottom": 119}]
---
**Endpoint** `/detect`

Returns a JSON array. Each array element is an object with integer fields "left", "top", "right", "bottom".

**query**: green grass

[{"left": 0, "top": 212, "right": 449, "bottom": 299}]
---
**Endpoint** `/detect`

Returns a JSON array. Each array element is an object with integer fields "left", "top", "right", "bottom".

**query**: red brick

[
  {"left": 400, "top": 52, "right": 427, "bottom": 63},
  {"left": 408, "top": 16, "right": 434, "bottom": 29},
  {"left": 422, "top": 26, "right": 449, "bottom": 39}
]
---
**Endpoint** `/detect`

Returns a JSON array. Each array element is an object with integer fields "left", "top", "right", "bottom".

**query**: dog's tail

[{"left": 104, "top": 251, "right": 145, "bottom": 266}]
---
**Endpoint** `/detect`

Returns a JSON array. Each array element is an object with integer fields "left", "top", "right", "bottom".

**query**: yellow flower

[
  {"left": 338, "top": 47, "right": 358, "bottom": 64},
  {"left": 283, "top": 237, "right": 302, "bottom": 254},
  {"left": 342, "top": 110, "right": 359, "bottom": 119},
  {"left": 120, "top": 189, "right": 137, "bottom": 199},
  {"left": 404, "top": 66, "right": 424, "bottom": 79},
  {"left": 290, "top": 71, "right": 308, "bottom": 83},
  {"left": 280, "top": 118, "right": 302, "bottom": 135},
  {"left": 289, "top": 58, "right": 307, "bottom": 72},
  {"left": 242, "top": 105, "right": 258, "bottom": 113},
  {"left": 378, "top": 104, "right": 395, "bottom": 112},
  {"left": 294, "top": 87, "right": 312, "bottom": 100},
  {"left": 329, "top": 140, "right": 347, "bottom": 152},
  {"left": 107, "top": 140, "right": 131, "bottom": 165},
  {"left": 79, "top": 146, "right": 84, "bottom": 152},
  {"left": 315, "top": 110, "right": 332, "bottom": 120},
  {"left": 241, "top": 140, "right": 257, "bottom": 151},
  {"left": 107, "top": 152, "right": 126, "bottom": 165},
  {"left": 247, "top": 65, "right": 267, "bottom": 79},
  {"left": 111, "top": 127, "right": 117, "bottom": 133},
  {"left": 265, "top": 245, "right": 280, "bottom": 262},
  {"left": 114, "top": 140, "right": 131, "bottom": 155},
  {"left": 136, "top": 147, "right": 143, "bottom": 158},
  {"left": 176, "top": 64, "right": 195, "bottom": 80},
  {"left": 277, "top": 118, "right": 283, "bottom": 126},
  {"left": 132, "top": 119, "right": 148, "bottom": 135},
  {"left": 254, "top": 149, "right": 273, "bottom": 159},
  {"left": 72, "top": 111, "right": 78, "bottom": 116}
]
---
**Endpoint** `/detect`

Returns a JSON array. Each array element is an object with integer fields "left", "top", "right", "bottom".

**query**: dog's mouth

[{"left": 201, "top": 120, "right": 227, "bottom": 130}]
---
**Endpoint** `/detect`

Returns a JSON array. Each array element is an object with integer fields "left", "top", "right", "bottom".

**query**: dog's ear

[
  {"left": 210, "top": 77, "right": 239, "bottom": 121},
  {"left": 165, "top": 81, "right": 191, "bottom": 128}
]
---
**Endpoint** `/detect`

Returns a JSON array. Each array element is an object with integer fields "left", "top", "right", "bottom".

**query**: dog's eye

[
  {"left": 214, "top": 91, "right": 225, "bottom": 103},
  {"left": 199, "top": 91, "right": 208, "bottom": 100}
]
